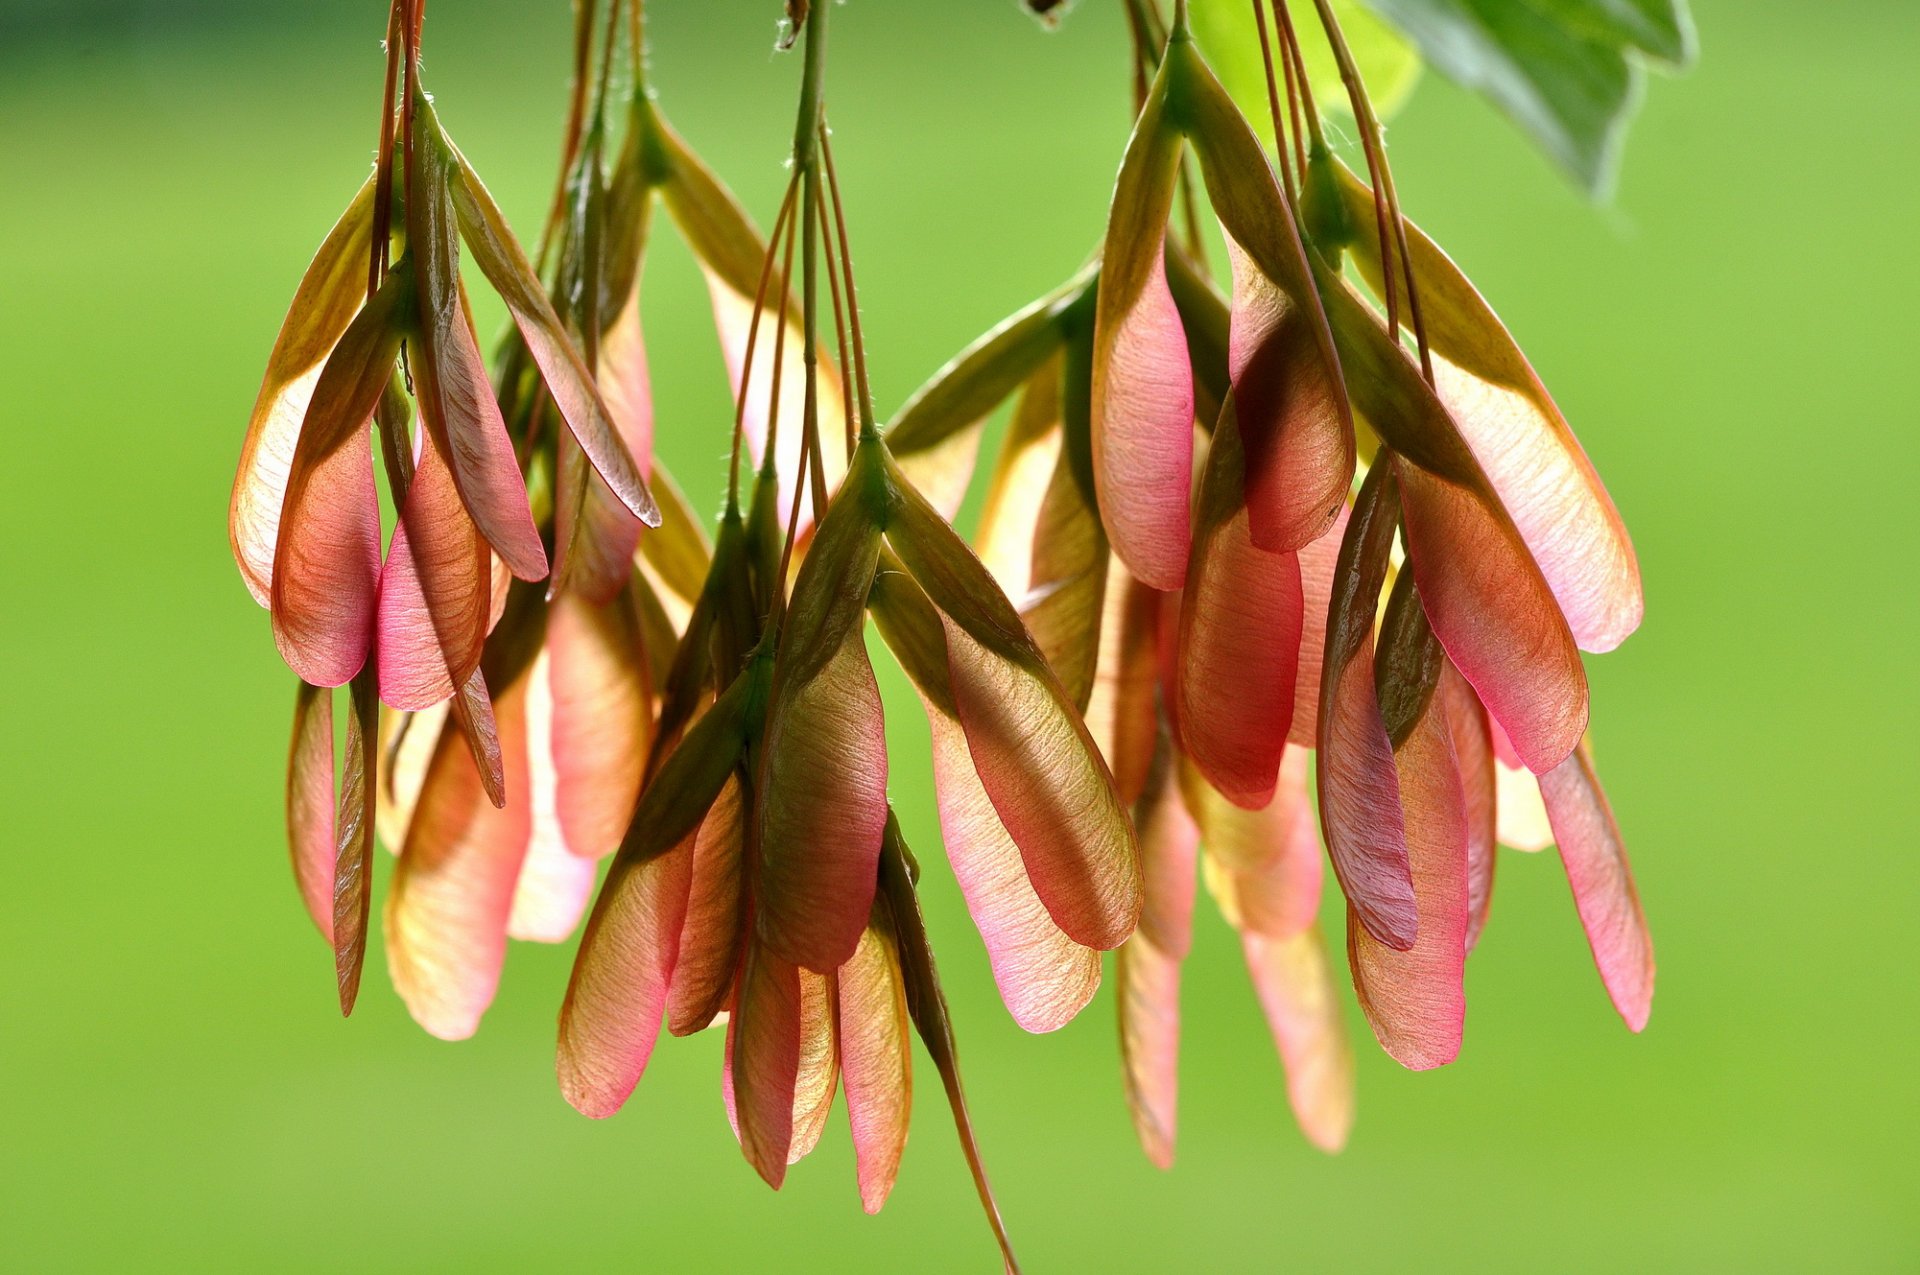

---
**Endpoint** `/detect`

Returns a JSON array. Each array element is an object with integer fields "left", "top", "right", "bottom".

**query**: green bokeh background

[{"left": 3, "top": 1, "right": 1915, "bottom": 1270}]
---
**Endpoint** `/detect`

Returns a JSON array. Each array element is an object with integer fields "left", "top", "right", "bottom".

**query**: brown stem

[
  {"left": 1308, "top": 0, "right": 1431, "bottom": 377},
  {"left": 812, "top": 168, "right": 857, "bottom": 463},
  {"left": 1252, "top": 0, "right": 1296, "bottom": 200},
  {"left": 767, "top": 197, "right": 813, "bottom": 511},
  {"left": 538, "top": 0, "right": 598, "bottom": 270},
  {"left": 369, "top": 2, "right": 404, "bottom": 301},
  {"left": 725, "top": 175, "right": 800, "bottom": 512},
  {"left": 818, "top": 130, "right": 877, "bottom": 441},
  {"left": 769, "top": 391, "right": 814, "bottom": 628},
  {"left": 1274, "top": 1, "right": 1323, "bottom": 147}
]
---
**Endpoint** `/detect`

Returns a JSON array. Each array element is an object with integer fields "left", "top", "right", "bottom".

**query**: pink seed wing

[
  {"left": 1091, "top": 74, "right": 1192, "bottom": 591},
  {"left": 1539, "top": 743, "right": 1655, "bottom": 1032},
  {"left": 1176, "top": 42, "right": 1352, "bottom": 555},
  {"left": 443, "top": 131, "right": 656, "bottom": 527},
  {"left": 1136, "top": 759, "right": 1201, "bottom": 958},
  {"left": 1242, "top": 927, "right": 1355, "bottom": 1153},
  {"left": 415, "top": 282, "right": 549, "bottom": 582},
  {"left": 547, "top": 586, "right": 652, "bottom": 859},
  {"left": 837, "top": 909, "right": 912, "bottom": 1214},
  {"left": 1347, "top": 696, "right": 1470, "bottom": 1071},
  {"left": 1493, "top": 714, "right": 1557, "bottom": 850},
  {"left": 1395, "top": 460, "right": 1589, "bottom": 775},
  {"left": 1119, "top": 759, "right": 1199, "bottom": 1169},
  {"left": 287, "top": 680, "right": 336, "bottom": 942},
  {"left": 1176, "top": 419, "right": 1302, "bottom": 809},
  {"left": 1189, "top": 748, "right": 1324, "bottom": 941},
  {"left": 1438, "top": 666, "right": 1498, "bottom": 949},
  {"left": 945, "top": 617, "right": 1139, "bottom": 951},
  {"left": 928, "top": 708, "right": 1101, "bottom": 1034},
  {"left": 666, "top": 774, "right": 747, "bottom": 1037},
  {"left": 1335, "top": 163, "right": 1641, "bottom": 652},
  {"left": 267, "top": 277, "right": 400, "bottom": 688},
  {"left": 507, "top": 822, "right": 599, "bottom": 944},
  {"left": 385, "top": 678, "right": 534, "bottom": 1040},
  {"left": 555, "top": 828, "right": 696, "bottom": 1118},
  {"left": 728, "top": 942, "right": 840, "bottom": 1187},
  {"left": 507, "top": 658, "right": 597, "bottom": 943},
  {"left": 756, "top": 620, "right": 888, "bottom": 973},
  {"left": 407, "top": 130, "right": 548, "bottom": 580},
  {"left": 232, "top": 176, "right": 376, "bottom": 606},
  {"left": 1223, "top": 238, "right": 1353, "bottom": 553},
  {"left": 1314, "top": 266, "right": 1587, "bottom": 776},
  {"left": 1117, "top": 931, "right": 1184, "bottom": 1170},
  {"left": 1315, "top": 466, "right": 1417, "bottom": 949},
  {"left": 786, "top": 966, "right": 840, "bottom": 1167},
  {"left": 1020, "top": 446, "right": 1109, "bottom": 717},
  {"left": 727, "top": 942, "right": 801, "bottom": 1187},
  {"left": 563, "top": 287, "right": 658, "bottom": 606},
  {"left": 883, "top": 470, "right": 1141, "bottom": 952},
  {"left": 375, "top": 701, "right": 448, "bottom": 855},
  {"left": 1083, "top": 564, "right": 1162, "bottom": 812},
  {"left": 1289, "top": 506, "right": 1349, "bottom": 747},
  {"left": 558, "top": 682, "right": 748, "bottom": 1113},
  {"left": 975, "top": 362, "right": 1064, "bottom": 599},
  {"left": 755, "top": 461, "right": 887, "bottom": 972},
  {"left": 378, "top": 418, "right": 489, "bottom": 711}
]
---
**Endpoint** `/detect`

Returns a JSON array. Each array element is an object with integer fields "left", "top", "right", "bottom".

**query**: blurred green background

[{"left": 2, "top": 0, "right": 1915, "bottom": 1270}]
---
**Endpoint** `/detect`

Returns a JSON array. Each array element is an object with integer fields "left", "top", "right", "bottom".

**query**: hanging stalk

[
  {"left": 725, "top": 177, "right": 802, "bottom": 512},
  {"left": 1308, "top": 0, "right": 1432, "bottom": 377}
]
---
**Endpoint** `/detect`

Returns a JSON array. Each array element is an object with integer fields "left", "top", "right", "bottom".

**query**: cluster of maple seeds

[{"left": 229, "top": 1, "right": 1652, "bottom": 1266}]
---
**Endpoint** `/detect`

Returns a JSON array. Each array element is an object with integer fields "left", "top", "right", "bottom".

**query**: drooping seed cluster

[{"left": 230, "top": 2, "right": 1651, "bottom": 1267}]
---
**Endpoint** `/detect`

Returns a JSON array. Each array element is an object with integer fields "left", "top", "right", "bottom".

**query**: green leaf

[
  {"left": 1188, "top": 0, "right": 1423, "bottom": 131},
  {"left": 1360, "top": 0, "right": 1695, "bottom": 195},
  {"left": 1531, "top": 0, "right": 1696, "bottom": 66}
]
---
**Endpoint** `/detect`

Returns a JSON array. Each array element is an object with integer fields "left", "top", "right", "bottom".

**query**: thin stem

[
  {"left": 539, "top": 0, "right": 598, "bottom": 269},
  {"left": 1309, "top": 0, "right": 1430, "bottom": 377},
  {"left": 588, "top": 0, "right": 623, "bottom": 136},
  {"left": 812, "top": 168, "right": 856, "bottom": 463},
  {"left": 1123, "top": 1, "right": 1150, "bottom": 109},
  {"left": 818, "top": 130, "right": 877, "bottom": 441},
  {"left": 1121, "top": 0, "right": 1161, "bottom": 88},
  {"left": 1273, "top": 1, "right": 1324, "bottom": 148},
  {"left": 725, "top": 175, "right": 800, "bottom": 512},
  {"left": 770, "top": 0, "right": 831, "bottom": 574},
  {"left": 799, "top": 167, "right": 827, "bottom": 513},
  {"left": 369, "top": 0, "right": 404, "bottom": 300},
  {"left": 769, "top": 393, "right": 815, "bottom": 628},
  {"left": 1251, "top": 0, "right": 1296, "bottom": 200},
  {"left": 398, "top": 0, "right": 421, "bottom": 281},
  {"left": 628, "top": 0, "right": 646, "bottom": 88},
  {"left": 1128, "top": 0, "right": 1169, "bottom": 49},
  {"left": 1276, "top": 3, "right": 1309, "bottom": 186},
  {"left": 764, "top": 201, "right": 802, "bottom": 497}
]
